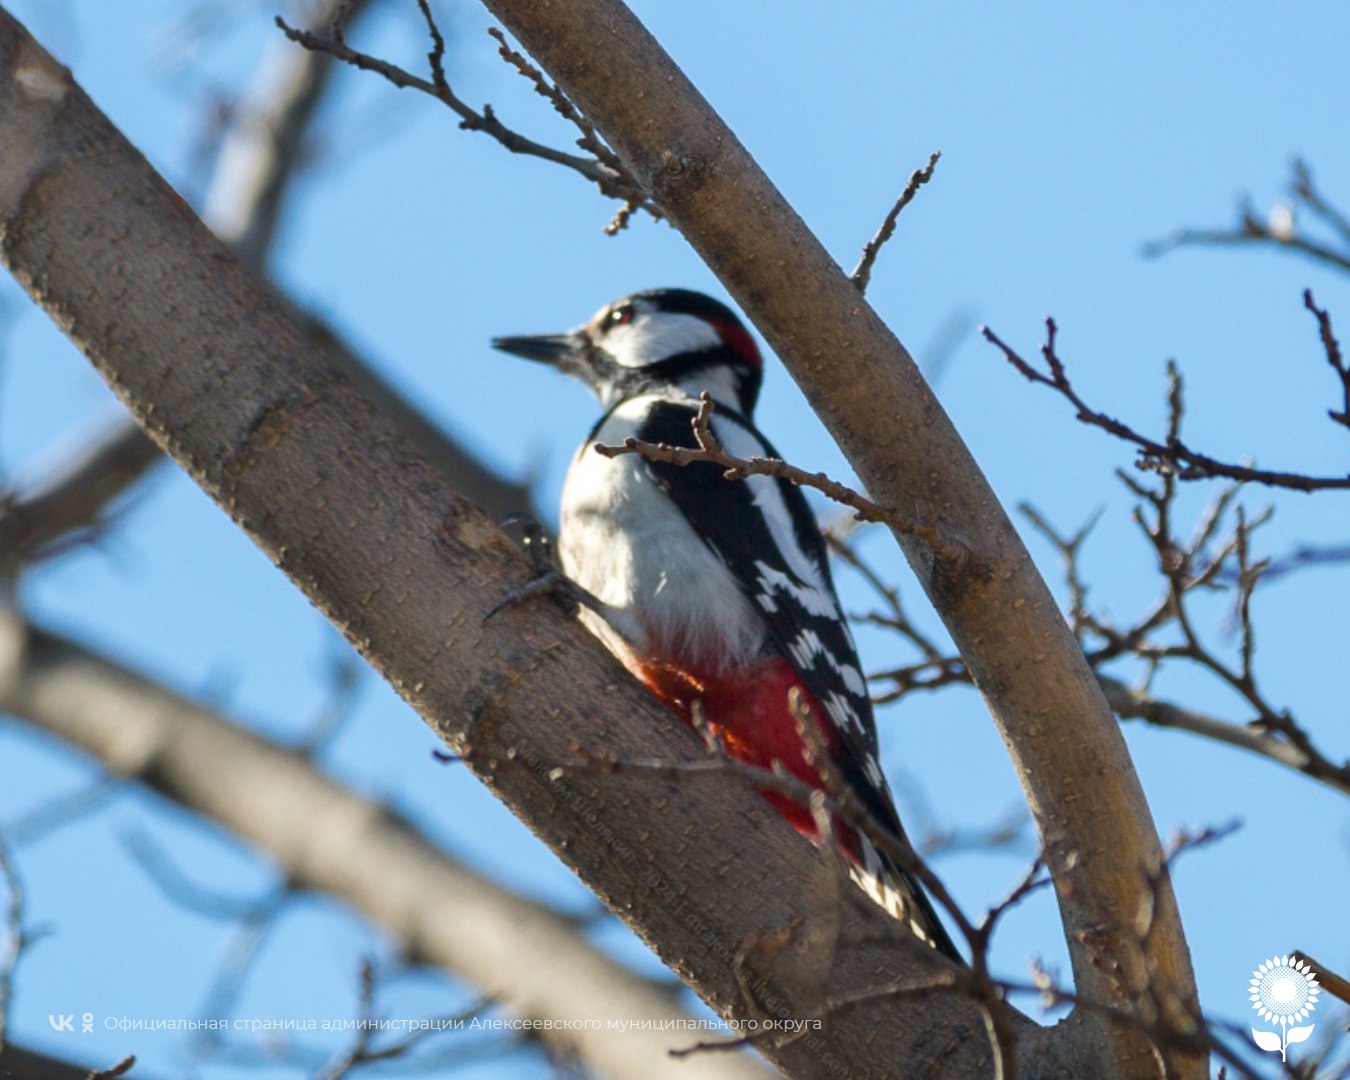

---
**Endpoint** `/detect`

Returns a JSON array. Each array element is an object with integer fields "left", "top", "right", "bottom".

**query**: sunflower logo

[{"left": 1249, "top": 955, "right": 1320, "bottom": 1061}]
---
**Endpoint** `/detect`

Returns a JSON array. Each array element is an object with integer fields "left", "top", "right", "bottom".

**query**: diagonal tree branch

[
  {"left": 0, "top": 615, "right": 770, "bottom": 1080},
  {"left": 0, "top": 15, "right": 1027, "bottom": 1076},
  {"left": 202, "top": 0, "right": 380, "bottom": 267},
  {"left": 467, "top": 1, "right": 1200, "bottom": 1072},
  {"left": 0, "top": 0, "right": 529, "bottom": 577},
  {"left": 1101, "top": 682, "right": 1350, "bottom": 800},
  {"left": 0, "top": 419, "right": 159, "bottom": 576}
]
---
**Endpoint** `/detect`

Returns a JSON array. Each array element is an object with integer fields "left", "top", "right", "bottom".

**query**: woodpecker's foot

[{"left": 485, "top": 514, "right": 591, "bottom": 623}]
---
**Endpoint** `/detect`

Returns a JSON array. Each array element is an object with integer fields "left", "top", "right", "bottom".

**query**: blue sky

[{"left": 2, "top": 2, "right": 1348, "bottom": 1076}]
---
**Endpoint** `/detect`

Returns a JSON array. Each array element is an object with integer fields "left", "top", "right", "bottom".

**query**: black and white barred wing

[{"left": 632, "top": 402, "right": 884, "bottom": 801}]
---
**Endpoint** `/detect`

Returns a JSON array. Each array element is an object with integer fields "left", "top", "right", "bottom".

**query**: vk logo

[{"left": 48, "top": 1014, "right": 75, "bottom": 1032}]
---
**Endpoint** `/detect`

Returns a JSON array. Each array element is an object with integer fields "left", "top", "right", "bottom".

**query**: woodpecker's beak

[{"left": 491, "top": 332, "right": 586, "bottom": 371}]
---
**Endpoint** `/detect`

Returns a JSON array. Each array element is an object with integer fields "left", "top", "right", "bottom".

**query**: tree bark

[
  {"left": 0, "top": 617, "right": 772, "bottom": 1080},
  {"left": 0, "top": 1043, "right": 140, "bottom": 1080},
  {"left": 474, "top": 2, "right": 1202, "bottom": 1074},
  {"left": 0, "top": 11, "right": 1060, "bottom": 1077},
  {"left": 0, "top": 0, "right": 527, "bottom": 577}
]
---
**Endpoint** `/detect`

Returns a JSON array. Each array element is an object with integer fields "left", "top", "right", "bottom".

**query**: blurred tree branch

[
  {"left": 1143, "top": 158, "right": 1350, "bottom": 276},
  {"left": 0, "top": 1044, "right": 141, "bottom": 1080},
  {"left": 0, "top": 0, "right": 529, "bottom": 583},
  {"left": 0, "top": 615, "right": 771, "bottom": 1080}
]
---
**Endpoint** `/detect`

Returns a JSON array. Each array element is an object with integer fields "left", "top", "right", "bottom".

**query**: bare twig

[
  {"left": 0, "top": 421, "right": 161, "bottom": 577},
  {"left": 1018, "top": 503, "right": 1103, "bottom": 640},
  {"left": 273, "top": 15, "right": 659, "bottom": 228},
  {"left": 316, "top": 957, "right": 490, "bottom": 1080},
  {"left": 984, "top": 318, "right": 1350, "bottom": 491},
  {"left": 87, "top": 1056, "right": 137, "bottom": 1080},
  {"left": 3, "top": 773, "right": 121, "bottom": 845},
  {"left": 1143, "top": 158, "right": 1350, "bottom": 276},
  {"left": 1162, "top": 820, "right": 1242, "bottom": 866},
  {"left": 851, "top": 151, "right": 941, "bottom": 294},
  {"left": 596, "top": 392, "right": 965, "bottom": 562},
  {"left": 1292, "top": 951, "right": 1350, "bottom": 1009},
  {"left": 856, "top": 479, "right": 1350, "bottom": 800},
  {"left": 1305, "top": 289, "right": 1350, "bottom": 427},
  {"left": 121, "top": 827, "right": 285, "bottom": 923},
  {"left": 1234, "top": 540, "right": 1350, "bottom": 585},
  {"left": 1100, "top": 677, "right": 1350, "bottom": 800}
]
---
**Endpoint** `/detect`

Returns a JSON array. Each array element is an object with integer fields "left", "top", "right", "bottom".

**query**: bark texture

[{"left": 0, "top": 11, "right": 1055, "bottom": 1077}]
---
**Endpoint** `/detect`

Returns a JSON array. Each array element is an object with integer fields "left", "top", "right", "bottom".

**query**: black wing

[
  {"left": 632, "top": 400, "right": 889, "bottom": 824},
  {"left": 632, "top": 400, "right": 960, "bottom": 957}
]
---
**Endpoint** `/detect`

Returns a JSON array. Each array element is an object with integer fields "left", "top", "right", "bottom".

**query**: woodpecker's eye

[{"left": 605, "top": 304, "right": 635, "bottom": 329}]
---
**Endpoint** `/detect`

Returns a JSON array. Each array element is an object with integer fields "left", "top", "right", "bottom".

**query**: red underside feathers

[{"left": 625, "top": 651, "right": 858, "bottom": 849}]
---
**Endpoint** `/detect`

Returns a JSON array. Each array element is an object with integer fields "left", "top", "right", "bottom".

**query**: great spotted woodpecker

[{"left": 494, "top": 288, "right": 959, "bottom": 959}]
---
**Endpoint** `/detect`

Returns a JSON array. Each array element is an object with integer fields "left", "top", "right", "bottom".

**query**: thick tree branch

[
  {"left": 0, "top": 617, "right": 771, "bottom": 1080},
  {"left": 468, "top": 1, "right": 1199, "bottom": 1072},
  {"left": 0, "top": 0, "right": 528, "bottom": 577},
  {"left": 0, "top": 15, "right": 1029, "bottom": 1076}
]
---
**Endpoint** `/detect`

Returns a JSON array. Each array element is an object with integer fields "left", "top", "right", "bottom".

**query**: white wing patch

[
  {"left": 851, "top": 834, "right": 946, "bottom": 951},
  {"left": 711, "top": 413, "right": 840, "bottom": 614}
]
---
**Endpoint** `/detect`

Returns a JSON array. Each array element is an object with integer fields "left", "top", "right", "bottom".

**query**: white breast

[{"left": 558, "top": 395, "right": 766, "bottom": 670}]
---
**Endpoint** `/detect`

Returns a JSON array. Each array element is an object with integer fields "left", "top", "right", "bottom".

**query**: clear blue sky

[{"left": 2, "top": 2, "right": 1347, "bottom": 1076}]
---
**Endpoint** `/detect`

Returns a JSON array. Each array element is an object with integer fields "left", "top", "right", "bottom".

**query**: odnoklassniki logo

[{"left": 1249, "top": 955, "right": 1320, "bottom": 1062}]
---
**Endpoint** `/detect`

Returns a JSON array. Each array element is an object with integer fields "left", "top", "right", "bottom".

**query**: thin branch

[
  {"left": 1100, "top": 677, "right": 1350, "bottom": 800},
  {"left": 1162, "top": 820, "right": 1242, "bottom": 866},
  {"left": 851, "top": 150, "right": 941, "bottom": 294},
  {"left": 3, "top": 773, "right": 121, "bottom": 845},
  {"left": 1291, "top": 158, "right": 1350, "bottom": 249},
  {"left": 984, "top": 319, "right": 1350, "bottom": 491},
  {"left": 1018, "top": 503, "right": 1103, "bottom": 641},
  {"left": 1305, "top": 289, "right": 1350, "bottom": 427},
  {"left": 1292, "top": 951, "right": 1350, "bottom": 1009},
  {"left": 596, "top": 392, "right": 966, "bottom": 562},
  {"left": 0, "top": 421, "right": 162, "bottom": 577},
  {"left": 316, "top": 958, "right": 491, "bottom": 1080},
  {"left": 121, "top": 826, "right": 286, "bottom": 923},
  {"left": 1143, "top": 158, "right": 1350, "bottom": 276},
  {"left": 273, "top": 15, "right": 659, "bottom": 228},
  {"left": 86, "top": 1057, "right": 137, "bottom": 1080}
]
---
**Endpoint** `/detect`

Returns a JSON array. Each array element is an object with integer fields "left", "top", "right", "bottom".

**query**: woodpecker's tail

[{"left": 849, "top": 832, "right": 963, "bottom": 961}]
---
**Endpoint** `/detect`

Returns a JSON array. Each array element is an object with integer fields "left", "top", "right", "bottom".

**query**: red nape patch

[
  {"left": 627, "top": 653, "right": 848, "bottom": 844},
  {"left": 706, "top": 315, "right": 762, "bottom": 368}
]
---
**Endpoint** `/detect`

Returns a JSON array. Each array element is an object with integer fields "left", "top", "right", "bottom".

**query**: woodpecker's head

[{"left": 493, "top": 288, "right": 763, "bottom": 414}]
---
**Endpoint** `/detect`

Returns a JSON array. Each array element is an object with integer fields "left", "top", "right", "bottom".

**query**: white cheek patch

[{"left": 604, "top": 313, "right": 722, "bottom": 367}]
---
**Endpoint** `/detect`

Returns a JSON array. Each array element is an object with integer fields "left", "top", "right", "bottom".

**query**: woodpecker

[{"left": 494, "top": 288, "right": 959, "bottom": 959}]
